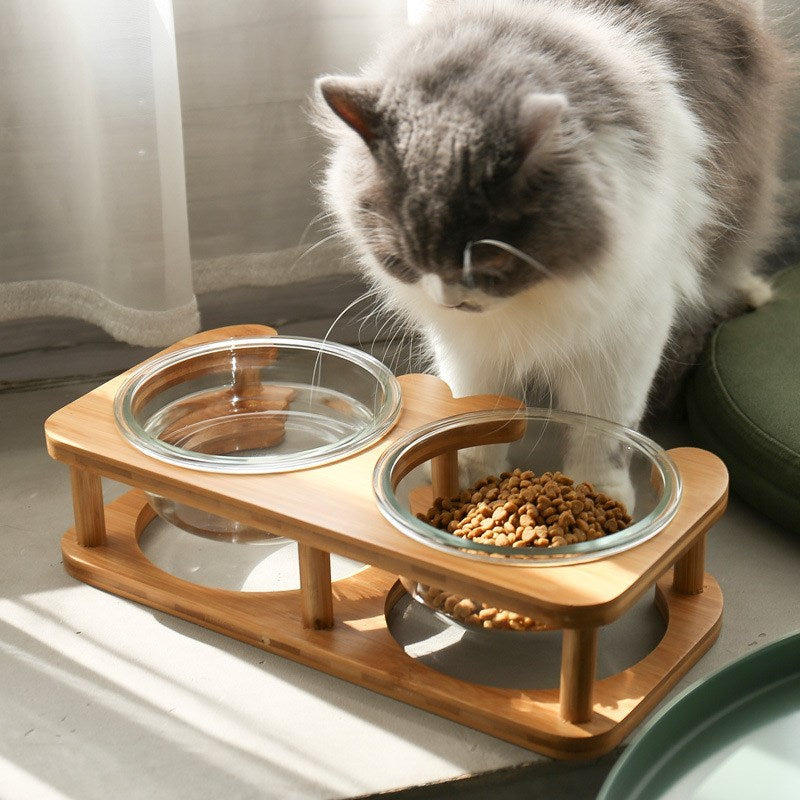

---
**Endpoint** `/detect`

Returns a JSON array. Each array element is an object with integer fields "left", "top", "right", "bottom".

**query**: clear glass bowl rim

[
  {"left": 113, "top": 335, "right": 403, "bottom": 473},
  {"left": 373, "top": 408, "right": 682, "bottom": 567}
]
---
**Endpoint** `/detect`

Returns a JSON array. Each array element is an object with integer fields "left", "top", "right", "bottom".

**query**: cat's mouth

[{"left": 443, "top": 300, "right": 482, "bottom": 312}]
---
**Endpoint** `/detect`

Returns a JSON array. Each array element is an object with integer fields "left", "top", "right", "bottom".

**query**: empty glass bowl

[
  {"left": 373, "top": 408, "right": 681, "bottom": 568},
  {"left": 114, "top": 335, "right": 402, "bottom": 540}
]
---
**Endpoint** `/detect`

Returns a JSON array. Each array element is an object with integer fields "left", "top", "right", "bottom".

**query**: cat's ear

[
  {"left": 518, "top": 92, "right": 568, "bottom": 162},
  {"left": 316, "top": 76, "right": 383, "bottom": 146}
]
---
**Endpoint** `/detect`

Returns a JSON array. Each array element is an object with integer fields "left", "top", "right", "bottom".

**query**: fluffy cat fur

[{"left": 313, "top": 0, "right": 787, "bottom": 496}]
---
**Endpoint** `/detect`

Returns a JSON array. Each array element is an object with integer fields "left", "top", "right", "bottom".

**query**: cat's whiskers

[
  {"left": 386, "top": 322, "right": 412, "bottom": 375},
  {"left": 354, "top": 285, "right": 403, "bottom": 361},
  {"left": 297, "top": 210, "right": 337, "bottom": 247},
  {"left": 355, "top": 299, "right": 380, "bottom": 347},
  {"left": 356, "top": 303, "right": 383, "bottom": 350},
  {"left": 496, "top": 325, "right": 520, "bottom": 401},
  {"left": 362, "top": 258, "right": 420, "bottom": 365},
  {"left": 369, "top": 303, "right": 404, "bottom": 361},
  {"left": 378, "top": 313, "right": 404, "bottom": 364},
  {"left": 311, "top": 289, "right": 381, "bottom": 393},
  {"left": 555, "top": 332, "right": 594, "bottom": 451},
  {"left": 405, "top": 329, "right": 423, "bottom": 375},
  {"left": 291, "top": 232, "right": 342, "bottom": 271}
]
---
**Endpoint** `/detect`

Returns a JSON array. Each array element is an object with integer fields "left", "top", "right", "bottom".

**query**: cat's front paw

[
  {"left": 564, "top": 458, "right": 636, "bottom": 516},
  {"left": 739, "top": 273, "right": 774, "bottom": 310},
  {"left": 593, "top": 473, "right": 636, "bottom": 517}
]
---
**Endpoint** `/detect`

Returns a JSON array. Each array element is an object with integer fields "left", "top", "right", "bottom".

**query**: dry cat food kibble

[
  {"left": 417, "top": 583, "right": 548, "bottom": 631},
  {"left": 417, "top": 468, "right": 632, "bottom": 548},
  {"left": 414, "top": 468, "right": 633, "bottom": 630}
]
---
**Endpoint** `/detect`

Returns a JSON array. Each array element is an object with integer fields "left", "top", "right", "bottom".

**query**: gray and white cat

[{"left": 314, "top": 0, "right": 787, "bottom": 497}]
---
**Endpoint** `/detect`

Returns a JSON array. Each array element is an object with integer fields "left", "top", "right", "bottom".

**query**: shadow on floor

[{"left": 349, "top": 750, "right": 622, "bottom": 800}]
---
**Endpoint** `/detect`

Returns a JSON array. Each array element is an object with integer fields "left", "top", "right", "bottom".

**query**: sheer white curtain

[
  {"left": 0, "top": 0, "right": 411, "bottom": 347},
  {"left": 0, "top": 0, "right": 198, "bottom": 346},
  {"left": 177, "top": 0, "right": 409, "bottom": 294}
]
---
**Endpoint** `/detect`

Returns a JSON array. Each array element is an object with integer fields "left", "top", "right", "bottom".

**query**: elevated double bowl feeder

[{"left": 44, "top": 324, "right": 727, "bottom": 759}]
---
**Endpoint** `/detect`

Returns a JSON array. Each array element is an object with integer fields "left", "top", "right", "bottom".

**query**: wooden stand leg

[
  {"left": 69, "top": 466, "right": 106, "bottom": 547},
  {"left": 233, "top": 365, "right": 262, "bottom": 397},
  {"left": 298, "top": 543, "right": 334, "bottom": 630},
  {"left": 559, "top": 627, "right": 598, "bottom": 723},
  {"left": 673, "top": 534, "right": 706, "bottom": 595},
  {"left": 431, "top": 450, "right": 459, "bottom": 500}
]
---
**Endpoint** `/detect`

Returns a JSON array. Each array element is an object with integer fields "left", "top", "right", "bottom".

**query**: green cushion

[{"left": 686, "top": 266, "right": 800, "bottom": 533}]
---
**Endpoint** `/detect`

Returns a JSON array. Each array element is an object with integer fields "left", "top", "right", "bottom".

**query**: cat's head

[{"left": 315, "top": 66, "right": 608, "bottom": 313}]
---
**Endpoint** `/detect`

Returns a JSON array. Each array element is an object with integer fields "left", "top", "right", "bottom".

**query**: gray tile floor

[{"left": 2, "top": 285, "right": 799, "bottom": 800}]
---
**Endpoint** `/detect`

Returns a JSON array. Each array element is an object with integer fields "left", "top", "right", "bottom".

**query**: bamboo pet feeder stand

[{"left": 45, "top": 325, "right": 727, "bottom": 759}]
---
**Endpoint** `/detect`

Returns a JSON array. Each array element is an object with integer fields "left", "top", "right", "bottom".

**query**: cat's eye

[
  {"left": 463, "top": 239, "right": 551, "bottom": 294},
  {"left": 380, "top": 254, "right": 417, "bottom": 283},
  {"left": 462, "top": 241, "right": 514, "bottom": 290}
]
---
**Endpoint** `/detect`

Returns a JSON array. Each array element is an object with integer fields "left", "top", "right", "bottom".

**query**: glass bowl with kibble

[{"left": 373, "top": 408, "right": 681, "bottom": 631}]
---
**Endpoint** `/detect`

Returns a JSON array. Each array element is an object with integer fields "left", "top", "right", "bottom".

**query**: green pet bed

[{"left": 686, "top": 266, "right": 800, "bottom": 533}]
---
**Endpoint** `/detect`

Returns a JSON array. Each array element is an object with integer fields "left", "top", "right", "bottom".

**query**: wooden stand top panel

[{"left": 45, "top": 325, "right": 728, "bottom": 627}]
